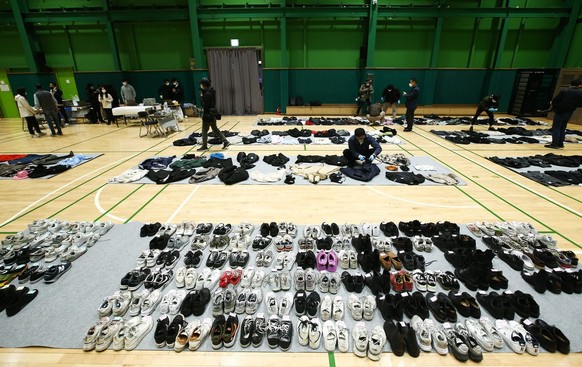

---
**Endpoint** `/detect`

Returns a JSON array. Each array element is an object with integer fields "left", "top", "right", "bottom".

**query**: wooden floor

[{"left": 0, "top": 115, "right": 580, "bottom": 366}]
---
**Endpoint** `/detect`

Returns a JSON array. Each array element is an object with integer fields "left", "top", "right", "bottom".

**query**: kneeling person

[{"left": 343, "top": 128, "right": 382, "bottom": 166}]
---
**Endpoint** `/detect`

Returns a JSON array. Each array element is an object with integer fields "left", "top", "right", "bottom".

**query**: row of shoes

[
  {"left": 83, "top": 315, "right": 152, "bottom": 352},
  {"left": 476, "top": 290, "right": 540, "bottom": 319},
  {"left": 175, "top": 267, "right": 221, "bottom": 291},
  {"left": 522, "top": 267, "right": 582, "bottom": 294},
  {"left": 259, "top": 222, "right": 298, "bottom": 238}
]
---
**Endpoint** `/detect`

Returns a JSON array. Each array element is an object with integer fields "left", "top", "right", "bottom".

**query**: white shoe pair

[{"left": 352, "top": 322, "right": 386, "bottom": 361}]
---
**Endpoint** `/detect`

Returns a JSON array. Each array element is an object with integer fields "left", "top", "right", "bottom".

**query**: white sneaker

[
  {"left": 124, "top": 315, "right": 153, "bottom": 350},
  {"left": 174, "top": 319, "right": 195, "bottom": 352},
  {"left": 169, "top": 290, "right": 186, "bottom": 315},
  {"left": 362, "top": 223, "right": 372, "bottom": 236},
  {"left": 319, "top": 271, "right": 330, "bottom": 293},
  {"left": 425, "top": 318, "right": 448, "bottom": 355},
  {"left": 348, "top": 295, "right": 363, "bottom": 321},
  {"left": 329, "top": 272, "right": 341, "bottom": 294},
  {"left": 297, "top": 315, "right": 310, "bottom": 346},
  {"left": 309, "top": 318, "right": 322, "bottom": 350},
  {"left": 284, "top": 252, "right": 295, "bottom": 270},
  {"left": 269, "top": 271, "right": 281, "bottom": 291},
  {"left": 129, "top": 289, "right": 149, "bottom": 316},
  {"left": 83, "top": 317, "right": 110, "bottom": 351},
  {"left": 212, "top": 289, "right": 224, "bottom": 316},
  {"left": 246, "top": 289, "right": 262, "bottom": 314},
  {"left": 336, "top": 320, "right": 349, "bottom": 352},
  {"left": 294, "top": 269, "right": 305, "bottom": 291},
  {"left": 94, "top": 221, "right": 114, "bottom": 235},
  {"left": 466, "top": 319, "right": 494, "bottom": 352},
  {"left": 252, "top": 269, "right": 265, "bottom": 288},
  {"left": 510, "top": 321, "right": 539, "bottom": 356},
  {"left": 189, "top": 317, "right": 212, "bottom": 351},
  {"left": 159, "top": 289, "right": 177, "bottom": 314},
  {"left": 223, "top": 286, "right": 236, "bottom": 313},
  {"left": 479, "top": 316, "right": 504, "bottom": 349},
  {"left": 323, "top": 320, "right": 337, "bottom": 351},
  {"left": 184, "top": 268, "right": 197, "bottom": 290},
  {"left": 195, "top": 268, "right": 210, "bottom": 290},
  {"left": 362, "top": 295, "right": 376, "bottom": 321},
  {"left": 411, "top": 315, "right": 432, "bottom": 352},
  {"left": 495, "top": 319, "right": 525, "bottom": 354},
  {"left": 279, "top": 292, "right": 294, "bottom": 316},
  {"left": 411, "top": 269, "right": 427, "bottom": 292},
  {"left": 348, "top": 250, "right": 358, "bottom": 269},
  {"left": 352, "top": 321, "right": 368, "bottom": 358},
  {"left": 280, "top": 270, "right": 292, "bottom": 291},
  {"left": 332, "top": 295, "right": 344, "bottom": 321},
  {"left": 111, "top": 290, "right": 132, "bottom": 316},
  {"left": 338, "top": 250, "right": 349, "bottom": 269},
  {"left": 371, "top": 224, "right": 380, "bottom": 237},
  {"left": 265, "top": 291, "right": 278, "bottom": 315},
  {"left": 140, "top": 289, "right": 161, "bottom": 315},
  {"left": 320, "top": 295, "right": 332, "bottom": 321},
  {"left": 205, "top": 269, "right": 221, "bottom": 289},
  {"left": 175, "top": 267, "right": 187, "bottom": 288},
  {"left": 275, "top": 252, "right": 285, "bottom": 270},
  {"left": 95, "top": 316, "right": 124, "bottom": 352},
  {"left": 235, "top": 289, "right": 249, "bottom": 314},
  {"left": 241, "top": 267, "right": 255, "bottom": 288},
  {"left": 305, "top": 269, "right": 318, "bottom": 291},
  {"left": 367, "top": 325, "right": 386, "bottom": 361}
]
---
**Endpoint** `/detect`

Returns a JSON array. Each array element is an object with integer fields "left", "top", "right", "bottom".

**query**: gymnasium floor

[{"left": 0, "top": 114, "right": 580, "bottom": 366}]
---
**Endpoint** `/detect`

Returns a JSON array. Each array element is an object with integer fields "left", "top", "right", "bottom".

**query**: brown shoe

[
  {"left": 388, "top": 252, "right": 402, "bottom": 270},
  {"left": 379, "top": 252, "right": 392, "bottom": 270}
]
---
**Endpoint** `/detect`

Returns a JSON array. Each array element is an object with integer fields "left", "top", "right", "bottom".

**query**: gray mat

[
  {"left": 0, "top": 153, "right": 103, "bottom": 180},
  {"left": 109, "top": 155, "right": 467, "bottom": 186},
  {"left": 0, "top": 221, "right": 581, "bottom": 354},
  {"left": 488, "top": 156, "right": 582, "bottom": 187}
]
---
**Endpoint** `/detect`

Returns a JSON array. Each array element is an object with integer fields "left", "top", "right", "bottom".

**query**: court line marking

[
  {"left": 124, "top": 185, "right": 170, "bottom": 223},
  {"left": 166, "top": 186, "right": 201, "bottom": 223},
  {"left": 0, "top": 156, "right": 128, "bottom": 227},
  {"left": 367, "top": 186, "right": 480, "bottom": 209},
  {"left": 94, "top": 185, "right": 145, "bottom": 222}
]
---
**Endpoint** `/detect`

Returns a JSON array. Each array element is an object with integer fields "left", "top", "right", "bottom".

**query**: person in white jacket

[
  {"left": 98, "top": 86, "right": 115, "bottom": 125},
  {"left": 15, "top": 88, "right": 46, "bottom": 138}
]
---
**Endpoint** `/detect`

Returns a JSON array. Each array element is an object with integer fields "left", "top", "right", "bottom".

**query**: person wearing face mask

[
  {"left": 120, "top": 79, "right": 136, "bottom": 106},
  {"left": 470, "top": 94, "right": 500, "bottom": 132},
  {"left": 381, "top": 83, "right": 401, "bottom": 119},
  {"left": 197, "top": 77, "right": 230, "bottom": 151},
  {"left": 355, "top": 79, "right": 374, "bottom": 116},
  {"left": 158, "top": 79, "right": 172, "bottom": 102},
  {"left": 98, "top": 86, "right": 115, "bottom": 125},
  {"left": 15, "top": 88, "right": 45, "bottom": 138},
  {"left": 171, "top": 78, "right": 185, "bottom": 104},
  {"left": 402, "top": 78, "right": 420, "bottom": 132},
  {"left": 343, "top": 127, "right": 382, "bottom": 166},
  {"left": 49, "top": 82, "right": 70, "bottom": 125}
]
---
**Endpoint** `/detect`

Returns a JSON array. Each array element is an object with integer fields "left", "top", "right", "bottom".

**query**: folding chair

[{"left": 138, "top": 111, "right": 164, "bottom": 137}]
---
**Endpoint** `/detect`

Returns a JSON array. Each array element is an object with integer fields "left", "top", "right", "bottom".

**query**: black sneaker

[
  {"left": 18, "top": 264, "right": 40, "bottom": 283},
  {"left": 197, "top": 146, "right": 209, "bottom": 151},
  {"left": 223, "top": 313, "right": 239, "bottom": 348},
  {"left": 252, "top": 313, "right": 267, "bottom": 347},
  {"left": 279, "top": 315, "right": 293, "bottom": 351},
  {"left": 154, "top": 314, "right": 170, "bottom": 348},
  {"left": 239, "top": 315, "right": 254, "bottom": 348},
  {"left": 306, "top": 291, "right": 320, "bottom": 318},
  {"left": 266, "top": 314, "right": 280, "bottom": 348},
  {"left": 269, "top": 222, "right": 279, "bottom": 237},
  {"left": 5, "top": 286, "right": 39, "bottom": 317},
  {"left": 44, "top": 262, "right": 71, "bottom": 283},
  {"left": 222, "top": 141, "right": 231, "bottom": 149},
  {"left": 29, "top": 267, "right": 47, "bottom": 284},
  {"left": 294, "top": 291, "right": 307, "bottom": 315},
  {"left": 164, "top": 250, "right": 180, "bottom": 268},
  {"left": 166, "top": 314, "right": 186, "bottom": 348},
  {"left": 211, "top": 315, "right": 226, "bottom": 349},
  {"left": 128, "top": 268, "right": 151, "bottom": 291}
]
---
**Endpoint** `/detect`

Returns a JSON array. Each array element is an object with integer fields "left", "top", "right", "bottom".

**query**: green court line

[
  {"left": 47, "top": 183, "right": 108, "bottom": 219},
  {"left": 0, "top": 231, "right": 17, "bottom": 234},
  {"left": 396, "top": 142, "right": 415, "bottom": 156},
  {"left": 538, "top": 230, "right": 557, "bottom": 234},
  {"left": 453, "top": 186, "right": 504, "bottom": 221},
  {"left": 0, "top": 132, "right": 175, "bottom": 229},
  {"left": 407, "top": 131, "right": 580, "bottom": 248},
  {"left": 438, "top": 134, "right": 582, "bottom": 209},
  {"left": 94, "top": 184, "right": 145, "bottom": 222},
  {"left": 304, "top": 144, "right": 307, "bottom": 151},
  {"left": 327, "top": 352, "right": 336, "bottom": 367},
  {"left": 124, "top": 185, "right": 170, "bottom": 223},
  {"left": 50, "top": 125, "right": 132, "bottom": 153}
]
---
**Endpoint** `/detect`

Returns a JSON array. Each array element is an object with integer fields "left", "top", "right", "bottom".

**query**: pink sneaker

[
  {"left": 327, "top": 251, "right": 338, "bottom": 272},
  {"left": 316, "top": 251, "right": 328, "bottom": 271}
]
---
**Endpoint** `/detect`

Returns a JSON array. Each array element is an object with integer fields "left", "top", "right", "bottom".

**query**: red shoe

[
  {"left": 401, "top": 270, "right": 414, "bottom": 292},
  {"left": 230, "top": 267, "right": 243, "bottom": 285},
  {"left": 390, "top": 271, "right": 404, "bottom": 292},
  {"left": 219, "top": 269, "right": 233, "bottom": 288}
]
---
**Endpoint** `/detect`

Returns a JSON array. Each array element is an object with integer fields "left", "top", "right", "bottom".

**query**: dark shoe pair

[
  {"left": 379, "top": 221, "right": 399, "bottom": 237},
  {"left": 425, "top": 292, "right": 457, "bottom": 323},
  {"left": 341, "top": 271, "right": 364, "bottom": 293},
  {"left": 140, "top": 222, "right": 161, "bottom": 237},
  {"left": 392, "top": 237, "right": 413, "bottom": 252},
  {"left": 229, "top": 251, "right": 250, "bottom": 268},
  {"left": 363, "top": 271, "right": 391, "bottom": 295},
  {"left": 384, "top": 320, "right": 420, "bottom": 357},
  {"left": 181, "top": 288, "right": 211, "bottom": 317},
  {"left": 296, "top": 250, "right": 315, "bottom": 269},
  {"left": 376, "top": 293, "right": 404, "bottom": 321},
  {"left": 398, "top": 251, "right": 425, "bottom": 271},
  {"left": 448, "top": 291, "right": 481, "bottom": 318},
  {"left": 522, "top": 318, "right": 569, "bottom": 354},
  {"left": 149, "top": 234, "right": 170, "bottom": 250},
  {"left": 402, "top": 291, "right": 430, "bottom": 320},
  {"left": 206, "top": 251, "right": 228, "bottom": 269},
  {"left": 0, "top": 285, "right": 38, "bottom": 316},
  {"left": 358, "top": 249, "right": 381, "bottom": 273},
  {"left": 475, "top": 291, "right": 515, "bottom": 319},
  {"left": 184, "top": 250, "right": 203, "bottom": 268}
]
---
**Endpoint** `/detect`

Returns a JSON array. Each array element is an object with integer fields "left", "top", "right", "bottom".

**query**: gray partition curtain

[{"left": 206, "top": 48, "right": 263, "bottom": 115}]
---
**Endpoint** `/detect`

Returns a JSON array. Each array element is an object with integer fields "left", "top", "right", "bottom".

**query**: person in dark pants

[
  {"left": 197, "top": 78, "right": 229, "bottom": 151},
  {"left": 15, "top": 88, "right": 45, "bottom": 138},
  {"left": 98, "top": 86, "right": 115, "bottom": 125},
  {"left": 343, "top": 127, "right": 382, "bottom": 166},
  {"left": 381, "top": 83, "right": 401, "bottom": 119},
  {"left": 356, "top": 79, "right": 373, "bottom": 116},
  {"left": 469, "top": 94, "right": 500, "bottom": 132},
  {"left": 34, "top": 84, "right": 62, "bottom": 136},
  {"left": 402, "top": 78, "right": 419, "bottom": 132},
  {"left": 86, "top": 83, "right": 104, "bottom": 123},
  {"left": 49, "top": 82, "right": 70, "bottom": 125},
  {"left": 546, "top": 79, "right": 582, "bottom": 149},
  {"left": 171, "top": 78, "right": 185, "bottom": 104},
  {"left": 158, "top": 79, "right": 172, "bottom": 102}
]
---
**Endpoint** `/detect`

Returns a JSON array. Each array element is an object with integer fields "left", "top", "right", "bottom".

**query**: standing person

[
  {"left": 402, "top": 78, "right": 420, "bottom": 132},
  {"left": 546, "top": 79, "right": 582, "bottom": 149},
  {"left": 98, "top": 86, "right": 115, "bottom": 125},
  {"left": 49, "top": 82, "right": 70, "bottom": 125},
  {"left": 34, "top": 84, "right": 62, "bottom": 136},
  {"left": 158, "top": 79, "right": 172, "bottom": 101},
  {"left": 381, "top": 83, "right": 401, "bottom": 119},
  {"left": 15, "top": 88, "right": 45, "bottom": 138},
  {"left": 469, "top": 94, "right": 500, "bottom": 132},
  {"left": 197, "top": 78, "right": 230, "bottom": 151},
  {"left": 120, "top": 79, "right": 136, "bottom": 105},
  {"left": 171, "top": 78, "right": 185, "bottom": 104},
  {"left": 86, "top": 83, "right": 104, "bottom": 123},
  {"left": 343, "top": 127, "right": 382, "bottom": 166},
  {"left": 355, "top": 79, "right": 374, "bottom": 116}
]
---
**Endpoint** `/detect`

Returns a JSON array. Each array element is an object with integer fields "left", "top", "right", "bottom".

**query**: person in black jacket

[
  {"left": 171, "top": 78, "right": 185, "bottom": 104},
  {"left": 197, "top": 78, "right": 229, "bottom": 151},
  {"left": 343, "top": 127, "right": 382, "bottom": 166},
  {"left": 402, "top": 78, "right": 420, "bottom": 132},
  {"left": 470, "top": 94, "right": 500, "bottom": 132},
  {"left": 381, "top": 84, "right": 401, "bottom": 119},
  {"left": 546, "top": 79, "right": 582, "bottom": 149},
  {"left": 49, "top": 82, "right": 70, "bottom": 125},
  {"left": 158, "top": 79, "right": 173, "bottom": 102},
  {"left": 85, "top": 83, "right": 104, "bottom": 123}
]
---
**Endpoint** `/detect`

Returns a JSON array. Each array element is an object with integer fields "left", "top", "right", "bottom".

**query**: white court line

[
  {"left": 367, "top": 186, "right": 480, "bottom": 209},
  {"left": 94, "top": 186, "right": 127, "bottom": 223},
  {"left": 166, "top": 186, "right": 200, "bottom": 223},
  {"left": 419, "top": 132, "right": 582, "bottom": 217},
  {"left": 0, "top": 156, "right": 128, "bottom": 227}
]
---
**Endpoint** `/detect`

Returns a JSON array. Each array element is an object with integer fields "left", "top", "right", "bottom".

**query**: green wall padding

[{"left": 263, "top": 69, "right": 281, "bottom": 113}]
